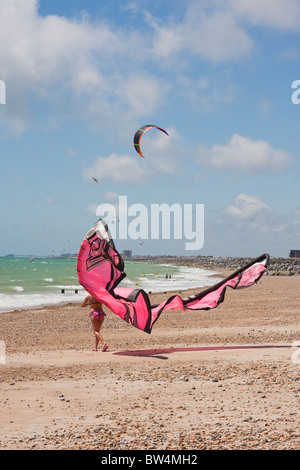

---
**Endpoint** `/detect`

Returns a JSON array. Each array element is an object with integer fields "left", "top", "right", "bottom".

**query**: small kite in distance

[
  {"left": 91, "top": 177, "right": 99, "bottom": 184},
  {"left": 133, "top": 125, "right": 169, "bottom": 158}
]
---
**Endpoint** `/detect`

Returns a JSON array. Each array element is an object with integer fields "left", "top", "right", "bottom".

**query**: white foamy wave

[
  {"left": 120, "top": 265, "right": 221, "bottom": 294},
  {"left": 0, "top": 263, "right": 222, "bottom": 313},
  {"left": 50, "top": 285, "right": 83, "bottom": 290},
  {"left": 44, "top": 278, "right": 53, "bottom": 282},
  {"left": 0, "top": 290, "right": 86, "bottom": 314},
  {"left": 11, "top": 286, "right": 24, "bottom": 292}
]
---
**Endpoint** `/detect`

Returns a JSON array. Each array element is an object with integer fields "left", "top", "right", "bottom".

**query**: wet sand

[{"left": 0, "top": 272, "right": 299, "bottom": 450}]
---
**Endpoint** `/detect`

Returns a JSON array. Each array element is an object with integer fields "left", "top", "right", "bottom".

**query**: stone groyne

[
  {"left": 139, "top": 255, "right": 300, "bottom": 276},
  {"left": 197, "top": 256, "right": 300, "bottom": 276}
]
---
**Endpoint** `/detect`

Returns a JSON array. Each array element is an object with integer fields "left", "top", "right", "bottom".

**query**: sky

[{"left": 0, "top": 0, "right": 300, "bottom": 258}]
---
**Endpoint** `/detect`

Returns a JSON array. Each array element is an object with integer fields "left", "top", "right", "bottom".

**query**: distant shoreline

[
  {"left": 2, "top": 253, "right": 300, "bottom": 275},
  {"left": 128, "top": 255, "right": 300, "bottom": 276}
]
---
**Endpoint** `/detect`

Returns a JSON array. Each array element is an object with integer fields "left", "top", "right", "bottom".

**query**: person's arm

[{"left": 81, "top": 295, "right": 91, "bottom": 308}]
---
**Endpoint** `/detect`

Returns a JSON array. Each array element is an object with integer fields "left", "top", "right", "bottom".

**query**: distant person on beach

[{"left": 81, "top": 294, "right": 108, "bottom": 352}]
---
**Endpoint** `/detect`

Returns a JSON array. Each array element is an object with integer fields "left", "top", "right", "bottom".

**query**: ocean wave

[
  {"left": 0, "top": 291, "right": 85, "bottom": 313},
  {"left": 0, "top": 260, "right": 221, "bottom": 313},
  {"left": 11, "top": 286, "right": 24, "bottom": 292},
  {"left": 120, "top": 265, "right": 221, "bottom": 294}
]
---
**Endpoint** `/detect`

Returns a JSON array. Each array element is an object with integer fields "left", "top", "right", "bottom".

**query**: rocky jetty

[
  {"left": 196, "top": 256, "right": 300, "bottom": 276},
  {"left": 141, "top": 255, "right": 300, "bottom": 276}
]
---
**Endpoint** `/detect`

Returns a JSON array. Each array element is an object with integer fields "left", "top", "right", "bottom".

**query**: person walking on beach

[{"left": 81, "top": 294, "right": 108, "bottom": 352}]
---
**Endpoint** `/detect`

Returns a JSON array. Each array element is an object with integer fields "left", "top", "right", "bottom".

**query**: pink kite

[{"left": 77, "top": 219, "right": 269, "bottom": 334}]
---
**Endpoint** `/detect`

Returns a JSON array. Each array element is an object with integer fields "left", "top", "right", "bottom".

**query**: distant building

[
  {"left": 59, "top": 253, "right": 77, "bottom": 259},
  {"left": 122, "top": 250, "right": 132, "bottom": 258},
  {"left": 289, "top": 249, "right": 300, "bottom": 258}
]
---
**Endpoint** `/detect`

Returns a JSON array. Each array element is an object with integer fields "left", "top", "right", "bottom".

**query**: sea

[{"left": 0, "top": 256, "right": 221, "bottom": 314}]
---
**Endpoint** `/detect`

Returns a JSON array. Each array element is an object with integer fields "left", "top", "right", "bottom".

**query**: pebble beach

[{"left": 0, "top": 268, "right": 299, "bottom": 450}]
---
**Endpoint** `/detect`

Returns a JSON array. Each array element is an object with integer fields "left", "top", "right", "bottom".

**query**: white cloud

[
  {"left": 228, "top": 0, "right": 300, "bottom": 30},
  {"left": 226, "top": 193, "right": 273, "bottom": 220},
  {"left": 278, "top": 48, "right": 299, "bottom": 61},
  {"left": 0, "top": 0, "right": 163, "bottom": 133},
  {"left": 117, "top": 74, "right": 165, "bottom": 116},
  {"left": 85, "top": 203, "right": 98, "bottom": 214},
  {"left": 150, "top": 0, "right": 300, "bottom": 67},
  {"left": 183, "top": 4, "right": 253, "bottom": 63},
  {"left": 222, "top": 195, "right": 300, "bottom": 249},
  {"left": 177, "top": 71, "right": 238, "bottom": 112},
  {"left": 147, "top": 10, "right": 183, "bottom": 60},
  {"left": 1, "top": 0, "right": 300, "bottom": 135},
  {"left": 67, "top": 149, "right": 78, "bottom": 158},
  {"left": 151, "top": 3, "right": 253, "bottom": 63},
  {"left": 259, "top": 98, "right": 273, "bottom": 117},
  {"left": 82, "top": 129, "right": 176, "bottom": 185},
  {"left": 82, "top": 153, "right": 149, "bottom": 185},
  {"left": 81, "top": 126, "right": 185, "bottom": 185},
  {"left": 200, "top": 134, "right": 292, "bottom": 174},
  {"left": 103, "top": 191, "right": 120, "bottom": 203}
]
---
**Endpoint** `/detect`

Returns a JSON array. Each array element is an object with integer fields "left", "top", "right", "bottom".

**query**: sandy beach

[{"left": 0, "top": 269, "right": 299, "bottom": 450}]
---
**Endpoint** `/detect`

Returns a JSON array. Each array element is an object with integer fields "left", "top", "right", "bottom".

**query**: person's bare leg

[{"left": 91, "top": 317, "right": 108, "bottom": 351}]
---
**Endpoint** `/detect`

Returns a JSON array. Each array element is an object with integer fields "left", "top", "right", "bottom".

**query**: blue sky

[{"left": 0, "top": 0, "right": 300, "bottom": 257}]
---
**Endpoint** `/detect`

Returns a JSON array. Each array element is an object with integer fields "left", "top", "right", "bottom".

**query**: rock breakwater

[
  {"left": 197, "top": 256, "right": 300, "bottom": 276},
  {"left": 142, "top": 255, "right": 300, "bottom": 276}
]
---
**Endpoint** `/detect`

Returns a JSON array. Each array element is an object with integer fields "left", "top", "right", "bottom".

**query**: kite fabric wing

[
  {"left": 77, "top": 219, "right": 269, "bottom": 334},
  {"left": 133, "top": 124, "right": 169, "bottom": 158}
]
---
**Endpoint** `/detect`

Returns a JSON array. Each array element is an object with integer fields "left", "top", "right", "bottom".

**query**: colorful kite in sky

[
  {"left": 77, "top": 219, "right": 269, "bottom": 334},
  {"left": 133, "top": 125, "right": 169, "bottom": 158}
]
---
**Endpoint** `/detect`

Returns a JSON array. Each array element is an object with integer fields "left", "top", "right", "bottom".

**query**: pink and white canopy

[{"left": 77, "top": 219, "right": 269, "bottom": 334}]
